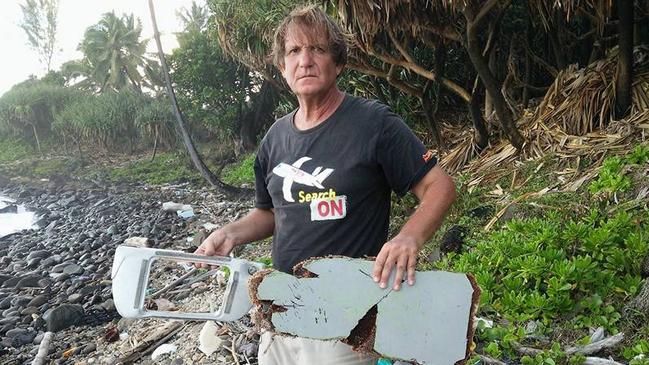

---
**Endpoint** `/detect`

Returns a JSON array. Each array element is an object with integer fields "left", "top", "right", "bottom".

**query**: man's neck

[{"left": 294, "top": 88, "right": 345, "bottom": 130}]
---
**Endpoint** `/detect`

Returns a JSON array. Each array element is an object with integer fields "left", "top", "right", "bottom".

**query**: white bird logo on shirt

[{"left": 272, "top": 157, "right": 334, "bottom": 202}]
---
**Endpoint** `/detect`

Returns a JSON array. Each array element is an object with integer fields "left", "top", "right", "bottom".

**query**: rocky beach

[{"left": 0, "top": 178, "right": 268, "bottom": 364}]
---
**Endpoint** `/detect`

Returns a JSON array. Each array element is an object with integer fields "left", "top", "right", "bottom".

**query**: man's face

[{"left": 280, "top": 25, "right": 343, "bottom": 98}]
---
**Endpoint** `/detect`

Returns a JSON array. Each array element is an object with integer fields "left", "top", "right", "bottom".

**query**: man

[{"left": 196, "top": 5, "right": 456, "bottom": 365}]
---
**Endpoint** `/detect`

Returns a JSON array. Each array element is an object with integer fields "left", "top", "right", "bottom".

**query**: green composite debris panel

[{"left": 255, "top": 257, "right": 478, "bottom": 365}]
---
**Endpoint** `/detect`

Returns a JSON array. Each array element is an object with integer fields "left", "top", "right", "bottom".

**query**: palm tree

[
  {"left": 177, "top": 1, "right": 209, "bottom": 34},
  {"left": 76, "top": 12, "right": 148, "bottom": 93}
]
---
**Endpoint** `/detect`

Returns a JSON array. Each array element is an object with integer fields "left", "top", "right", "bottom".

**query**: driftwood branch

[
  {"left": 512, "top": 341, "right": 544, "bottom": 356},
  {"left": 565, "top": 333, "right": 624, "bottom": 356},
  {"left": 115, "top": 322, "right": 186, "bottom": 364},
  {"left": 31, "top": 332, "right": 53, "bottom": 365},
  {"left": 150, "top": 268, "right": 198, "bottom": 299},
  {"left": 230, "top": 337, "right": 241, "bottom": 365},
  {"left": 478, "top": 354, "right": 507, "bottom": 365},
  {"left": 583, "top": 357, "right": 625, "bottom": 365},
  {"left": 513, "top": 333, "right": 625, "bottom": 359}
]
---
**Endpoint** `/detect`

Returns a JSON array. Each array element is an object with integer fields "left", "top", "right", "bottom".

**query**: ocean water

[{"left": 0, "top": 195, "right": 38, "bottom": 238}]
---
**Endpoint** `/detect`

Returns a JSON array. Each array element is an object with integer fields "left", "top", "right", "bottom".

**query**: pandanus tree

[
  {"left": 208, "top": 0, "right": 641, "bottom": 154},
  {"left": 333, "top": 0, "right": 523, "bottom": 149}
]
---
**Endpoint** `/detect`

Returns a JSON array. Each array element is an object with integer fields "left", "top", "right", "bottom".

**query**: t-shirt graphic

[{"left": 271, "top": 156, "right": 334, "bottom": 202}]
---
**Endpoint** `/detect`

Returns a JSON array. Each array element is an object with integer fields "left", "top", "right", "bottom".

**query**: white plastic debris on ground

[
  {"left": 161, "top": 201, "right": 195, "bottom": 219},
  {"left": 162, "top": 202, "right": 192, "bottom": 212},
  {"left": 198, "top": 321, "right": 223, "bottom": 356},
  {"left": 151, "top": 343, "right": 177, "bottom": 360},
  {"left": 123, "top": 236, "right": 149, "bottom": 248}
]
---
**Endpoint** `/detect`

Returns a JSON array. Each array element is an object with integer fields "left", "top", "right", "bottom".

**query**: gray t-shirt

[{"left": 255, "top": 94, "right": 437, "bottom": 273}]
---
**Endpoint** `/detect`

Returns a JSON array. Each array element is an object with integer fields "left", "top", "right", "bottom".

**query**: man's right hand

[
  {"left": 194, "top": 229, "right": 237, "bottom": 268},
  {"left": 192, "top": 208, "right": 275, "bottom": 268}
]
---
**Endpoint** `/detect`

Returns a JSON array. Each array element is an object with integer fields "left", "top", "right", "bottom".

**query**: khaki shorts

[{"left": 258, "top": 332, "right": 377, "bottom": 365}]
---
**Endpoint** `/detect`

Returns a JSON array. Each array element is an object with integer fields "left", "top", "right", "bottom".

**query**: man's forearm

[
  {"left": 399, "top": 169, "right": 456, "bottom": 247},
  {"left": 220, "top": 208, "right": 275, "bottom": 247}
]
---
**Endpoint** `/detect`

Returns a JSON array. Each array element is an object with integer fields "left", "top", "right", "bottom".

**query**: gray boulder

[{"left": 46, "top": 304, "right": 84, "bottom": 332}]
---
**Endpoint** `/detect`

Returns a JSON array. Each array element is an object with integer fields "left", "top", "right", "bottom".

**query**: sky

[{"left": 0, "top": 0, "right": 203, "bottom": 96}]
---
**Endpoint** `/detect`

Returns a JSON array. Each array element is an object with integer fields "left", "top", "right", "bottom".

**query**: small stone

[
  {"left": 0, "top": 297, "right": 11, "bottom": 309},
  {"left": 100, "top": 299, "right": 115, "bottom": 311},
  {"left": 0, "top": 275, "right": 13, "bottom": 286},
  {"left": 26, "top": 250, "right": 50, "bottom": 261},
  {"left": 63, "top": 263, "right": 83, "bottom": 275},
  {"left": 117, "top": 318, "right": 136, "bottom": 331},
  {"left": 4, "top": 328, "right": 36, "bottom": 348},
  {"left": 104, "top": 326, "right": 120, "bottom": 343},
  {"left": 239, "top": 342, "right": 258, "bottom": 358},
  {"left": 2, "top": 277, "right": 20, "bottom": 288},
  {"left": 15, "top": 275, "right": 42, "bottom": 289},
  {"left": 82, "top": 343, "right": 97, "bottom": 354},
  {"left": 0, "top": 317, "right": 20, "bottom": 327},
  {"left": 52, "top": 262, "right": 71, "bottom": 273},
  {"left": 41, "top": 255, "right": 62, "bottom": 267},
  {"left": 107, "top": 225, "right": 117, "bottom": 235},
  {"left": 11, "top": 295, "right": 33, "bottom": 307},
  {"left": 20, "top": 307, "right": 40, "bottom": 316},
  {"left": 54, "top": 273, "right": 70, "bottom": 282},
  {"left": 68, "top": 294, "right": 83, "bottom": 304}
]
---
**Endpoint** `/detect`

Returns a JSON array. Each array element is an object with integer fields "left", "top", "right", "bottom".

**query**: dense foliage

[
  {"left": 428, "top": 145, "right": 649, "bottom": 365},
  {"left": 0, "top": 80, "right": 78, "bottom": 151}
]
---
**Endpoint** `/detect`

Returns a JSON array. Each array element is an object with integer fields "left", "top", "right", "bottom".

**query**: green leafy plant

[
  {"left": 520, "top": 342, "right": 566, "bottom": 365},
  {"left": 626, "top": 144, "right": 649, "bottom": 165},
  {"left": 436, "top": 210, "right": 647, "bottom": 332},
  {"left": 588, "top": 156, "right": 632, "bottom": 195},
  {"left": 588, "top": 144, "right": 649, "bottom": 196},
  {"left": 624, "top": 340, "right": 649, "bottom": 365}
]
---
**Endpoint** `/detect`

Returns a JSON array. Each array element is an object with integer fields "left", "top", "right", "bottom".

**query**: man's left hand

[{"left": 372, "top": 234, "right": 420, "bottom": 291}]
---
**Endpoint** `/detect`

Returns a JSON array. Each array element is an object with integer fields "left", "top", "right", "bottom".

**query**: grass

[
  {"left": 221, "top": 153, "right": 256, "bottom": 186},
  {"left": 0, "top": 137, "right": 36, "bottom": 162},
  {"left": 0, "top": 136, "right": 260, "bottom": 187},
  {"left": 104, "top": 152, "right": 202, "bottom": 185}
]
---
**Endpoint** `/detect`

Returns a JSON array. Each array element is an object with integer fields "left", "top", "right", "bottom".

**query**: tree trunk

[
  {"left": 420, "top": 43, "right": 447, "bottom": 148},
  {"left": 484, "top": 47, "right": 495, "bottom": 119},
  {"left": 421, "top": 92, "right": 443, "bottom": 149},
  {"left": 151, "top": 125, "right": 158, "bottom": 162},
  {"left": 469, "top": 79, "right": 489, "bottom": 151},
  {"left": 465, "top": 11, "right": 524, "bottom": 149},
  {"left": 615, "top": 0, "right": 634, "bottom": 119},
  {"left": 239, "top": 80, "right": 280, "bottom": 152},
  {"left": 29, "top": 123, "right": 42, "bottom": 155},
  {"left": 148, "top": 0, "right": 247, "bottom": 197},
  {"left": 522, "top": 17, "right": 531, "bottom": 109},
  {"left": 549, "top": 10, "right": 567, "bottom": 70}
]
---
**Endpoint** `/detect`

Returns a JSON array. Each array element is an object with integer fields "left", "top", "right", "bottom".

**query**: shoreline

[{"left": 0, "top": 176, "right": 265, "bottom": 364}]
